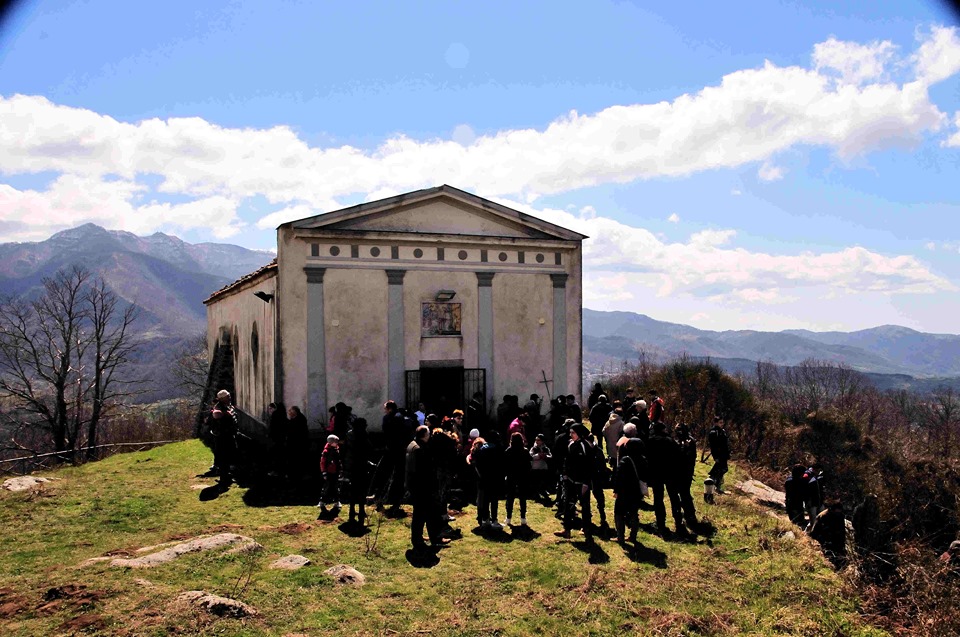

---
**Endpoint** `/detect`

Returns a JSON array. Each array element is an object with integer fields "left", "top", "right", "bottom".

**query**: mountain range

[
  {"left": 1, "top": 224, "right": 957, "bottom": 399},
  {"left": 0, "top": 223, "right": 274, "bottom": 339},
  {"left": 583, "top": 309, "right": 960, "bottom": 390}
]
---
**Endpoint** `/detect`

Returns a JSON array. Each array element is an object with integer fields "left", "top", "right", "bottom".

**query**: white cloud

[
  {"left": 730, "top": 188, "right": 742, "bottom": 196},
  {"left": 0, "top": 176, "right": 243, "bottom": 241},
  {"left": 493, "top": 197, "right": 955, "bottom": 301},
  {"left": 0, "top": 27, "right": 958, "bottom": 240},
  {"left": 813, "top": 37, "right": 897, "bottom": 85},
  {"left": 913, "top": 25, "right": 960, "bottom": 85},
  {"left": 758, "top": 162, "right": 785, "bottom": 182},
  {"left": 667, "top": 213, "right": 680, "bottom": 223},
  {"left": 926, "top": 241, "right": 937, "bottom": 251},
  {"left": 944, "top": 111, "right": 960, "bottom": 148},
  {"left": 255, "top": 204, "right": 322, "bottom": 230},
  {"left": 709, "top": 287, "right": 798, "bottom": 305}
]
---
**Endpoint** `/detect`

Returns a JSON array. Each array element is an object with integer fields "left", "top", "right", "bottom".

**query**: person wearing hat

[
  {"left": 206, "top": 389, "right": 238, "bottom": 484},
  {"left": 558, "top": 423, "right": 594, "bottom": 541},
  {"left": 318, "top": 434, "right": 342, "bottom": 517}
]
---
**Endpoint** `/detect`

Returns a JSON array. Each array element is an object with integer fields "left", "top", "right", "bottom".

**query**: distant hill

[
  {"left": 0, "top": 224, "right": 275, "bottom": 400},
  {"left": 583, "top": 308, "right": 960, "bottom": 389}
]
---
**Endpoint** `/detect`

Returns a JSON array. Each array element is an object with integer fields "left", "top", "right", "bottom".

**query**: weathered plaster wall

[
  {"left": 403, "top": 270, "right": 479, "bottom": 369},
  {"left": 277, "top": 228, "right": 309, "bottom": 420},
  {"left": 491, "top": 273, "right": 554, "bottom": 403},
  {"left": 205, "top": 276, "right": 276, "bottom": 421},
  {"left": 323, "top": 268, "right": 389, "bottom": 422}
]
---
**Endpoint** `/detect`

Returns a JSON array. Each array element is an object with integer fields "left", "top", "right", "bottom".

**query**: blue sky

[{"left": 1, "top": 0, "right": 959, "bottom": 333}]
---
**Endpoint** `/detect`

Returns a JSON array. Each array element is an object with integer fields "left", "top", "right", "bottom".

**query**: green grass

[{"left": 0, "top": 440, "right": 886, "bottom": 636}]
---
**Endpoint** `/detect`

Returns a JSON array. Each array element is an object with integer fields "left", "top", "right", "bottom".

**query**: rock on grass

[{"left": 177, "top": 591, "right": 257, "bottom": 618}]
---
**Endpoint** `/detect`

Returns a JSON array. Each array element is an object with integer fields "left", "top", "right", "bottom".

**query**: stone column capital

[
  {"left": 476, "top": 272, "right": 496, "bottom": 287},
  {"left": 304, "top": 267, "right": 326, "bottom": 284},
  {"left": 386, "top": 269, "right": 407, "bottom": 285},
  {"left": 550, "top": 273, "right": 568, "bottom": 289}
]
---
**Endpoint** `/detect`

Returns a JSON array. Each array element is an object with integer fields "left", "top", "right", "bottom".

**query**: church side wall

[
  {"left": 323, "top": 268, "right": 389, "bottom": 423},
  {"left": 277, "top": 228, "right": 310, "bottom": 424},
  {"left": 492, "top": 273, "right": 554, "bottom": 405},
  {"left": 205, "top": 276, "right": 276, "bottom": 421}
]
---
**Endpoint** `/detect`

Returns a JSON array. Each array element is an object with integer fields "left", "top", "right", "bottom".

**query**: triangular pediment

[{"left": 286, "top": 185, "right": 585, "bottom": 241}]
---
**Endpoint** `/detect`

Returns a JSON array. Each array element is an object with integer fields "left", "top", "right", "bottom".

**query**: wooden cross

[{"left": 539, "top": 370, "right": 553, "bottom": 402}]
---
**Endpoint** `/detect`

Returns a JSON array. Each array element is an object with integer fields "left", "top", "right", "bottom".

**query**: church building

[{"left": 204, "top": 185, "right": 585, "bottom": 430}]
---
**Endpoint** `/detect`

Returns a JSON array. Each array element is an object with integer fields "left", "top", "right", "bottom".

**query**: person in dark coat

[
  {"left": 472, "top": 431, "right": 506, "bottom": 529},
  {"left": 614, "top": 429, "right": 646, "bottom": 543},
  {"left": 565, "top": 394, "right": 583, "bottom": 423},
  {"left": 286, "top": 405, "right": 310, "bottom": 479},
  {"left": 588, "top": 395, "right": 613, "bottom": 444},
  {"left": 504, "top": 432, "right": 532, "bottom": 526},
  {"left": 673, "top": 423, "right": 699, "bottom": 528},
  {"left": 406, "top": 426, "right": 445, "bottom": 554},
  {"left": 266, "top": 402, "right": 287, "bottom": 476},
  {"left": 331, "top": 402, "right": 354, "bottom": 440},
  {"left": 544, "top": 397, "right": 567, "bottom": 440},
  {"left": 380, "top": 400, "right": 412, "bottom": 516},
  {"left": 588, "top": 434, "right": 610, "bottom": 533},
  {"left": 522, "top": 394, "right": 543, "bottom": 440},
  {"left": 344, "top": 417, "right": 373, "bottom": 527},
  {"left": 587, "top": 382, "right": 605, "bottom": 410},
  {"left": 809, "top": 500, "right": 848, "bottom": 568},
  {"left": 784, "top": 464, "right": 808, "bottom": 528},
  {"left": 466, "top": 392, "right": 487, "bottom": 436},
  {"left": 558, "top": 423, "right": 593, "bottom": 542},
  {"left": 206, "top": 389, "right": 238, "bottom": 483},
  {"left": 707, "top": 416, "right": 730, "bottom": 494},
  {"left": 552, "top": 419, "right": 574, "bottom": 518},
  {"left": 646, "top": 422, "right": 687, "bottom": 535}
]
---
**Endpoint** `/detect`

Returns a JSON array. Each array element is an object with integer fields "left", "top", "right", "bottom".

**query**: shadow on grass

[
  {"left": 689, "top": 519, "right": 717, "bottom": 538},
  {"left": 509, "top": 525, "right": 542, "bottom": 542},
  {"left": 572, "top": 540, "right": 610, "bottom": 564},
  {"left": 621, "top": 541, "right": 668, "bottom": 568},
  {"left": 471, "top": 525, "right": 514, "bottom": 543},
  {"left": 241, "top": 478, "right": 320, "bottom": 507},
  {"left": 405, "top": 548, "right": 440, "bottom": 568},
  {"left": 198, "top": 483, "right": 230, "bottom": 501},
  {"left": 338, "top": 521, "right": 370, "bottom": 537}
]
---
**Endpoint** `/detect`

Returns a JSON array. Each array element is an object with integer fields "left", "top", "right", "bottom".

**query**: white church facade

[{"left": 204, "top": 185, "right": 585, "bottom": 430}]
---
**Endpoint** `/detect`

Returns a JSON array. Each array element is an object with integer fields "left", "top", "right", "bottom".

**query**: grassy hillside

[{"left": 0, "top": 441, "right": 884, "bottom": 636}]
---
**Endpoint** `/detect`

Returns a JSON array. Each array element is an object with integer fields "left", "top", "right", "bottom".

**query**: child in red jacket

[{"left": 318, "top": 434, "right": 342, "bottom": 517}]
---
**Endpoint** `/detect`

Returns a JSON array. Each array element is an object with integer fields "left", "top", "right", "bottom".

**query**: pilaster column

[
  {"left": 386, "top": 270, "right": 406, "bottom": 405},
  {"left": 476, "top": 272, "right": 495, "bottom": 406},
  {"left": 551, "top": 273, "right": 568, "bottom": 397},
  {"left": 305, "top": 267, "right": 326, "bottom": 425}
]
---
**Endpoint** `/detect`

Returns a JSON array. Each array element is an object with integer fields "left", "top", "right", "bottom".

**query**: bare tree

[
  {"left": 0, "top": 266, "right": 141, "bottom": 459},
  {"left": 172, "top": 333, "right": 209, "bottom": 399}
]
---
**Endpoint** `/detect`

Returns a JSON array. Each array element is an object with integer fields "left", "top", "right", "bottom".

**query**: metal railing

[{"left": 0, "top": 440, "right": 174, "bottom": 477}]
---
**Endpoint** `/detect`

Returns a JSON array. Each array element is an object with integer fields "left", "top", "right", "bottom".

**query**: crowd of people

[{"left": 202, "top": 384, "right": 849, "bottom": 563}]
